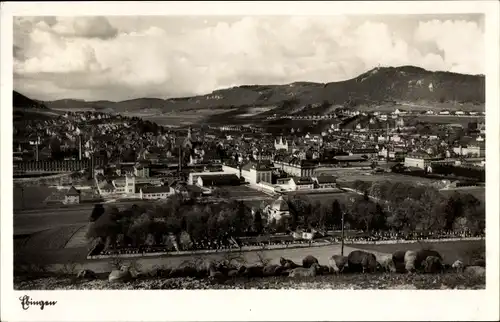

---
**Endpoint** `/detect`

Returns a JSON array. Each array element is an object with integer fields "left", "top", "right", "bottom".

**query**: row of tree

[
  {"left": 87, "top": 196, "right": 254, "bottom": 248},
  {"left": 88, "top": 180, "right": 485, "bottom": 249},
  {"left": 346, "top": 180, "right": 485, "bottom": 234}
]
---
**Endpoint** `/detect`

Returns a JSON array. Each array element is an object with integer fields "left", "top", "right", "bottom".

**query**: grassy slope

[{"left": 14, "top": 272, "right": 485, "bottom": 290}]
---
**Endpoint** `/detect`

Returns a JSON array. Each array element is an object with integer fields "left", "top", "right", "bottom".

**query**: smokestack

[
  {"left": 178, "top": 146, "right": 182, "bottom": 173},
  {"left": 78, "top": 135, "right": 82, "bottom": 161}
]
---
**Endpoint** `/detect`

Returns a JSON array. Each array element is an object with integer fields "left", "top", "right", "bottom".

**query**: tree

[
  {"left": 89, "top": 204, "right": 105, "bottom": 222},
  {"left": 330, "top": 199, "right": 343, "bottom": 229},
  {"left": 253, "top": 210, "right": 264, "bottom": 234}
]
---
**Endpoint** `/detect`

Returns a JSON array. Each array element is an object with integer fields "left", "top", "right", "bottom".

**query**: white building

[{"left": 140, "top": 186, "right": 171, "bottom": 200}]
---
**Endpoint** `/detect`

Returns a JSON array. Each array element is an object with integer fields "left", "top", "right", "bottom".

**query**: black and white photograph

[{"left": 1, "top": 1, "right": 499, "bottom": 321}]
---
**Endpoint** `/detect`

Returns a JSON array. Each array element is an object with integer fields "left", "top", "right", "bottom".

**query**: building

[
  {"left": 289, "top": 177, "right": 315, "bottom": 190},
  {"left": 97, "top": 181, "right": 115, "bottom": 195},
  {"left": 274, "top": 136, "right": 294, "bottom": 152},
  {"left": 222, "top": 161, "right": 273, "bottom": 184},
  {"left": 13, "top": 158, "right": 96, "bottom": 174},
  {"left": 273, "top": 156, "right": 317, "bottom": 177},
  {"left": 140, "top": 186, "right": 171, "bottom": 200},
  {"left": 313, "top": 175, "right": 337, "bottom": 189},
  {"left": 350, "top": 148, "right": 378, "bottom": 159},
  {"left": 404, "top": 152, "right": 442, "bottom": 170},
  {"left": 197, "top": 174, "right": 241, "bottom": 187},
  {"left": 188, "top": 171, "right": 227, "bottom": 185},
  {"left": 64, "top": 186, "right": 81, "bottom": 204},
  {"left": 134, "top": 163, "right": 150, "bottom": 178}
]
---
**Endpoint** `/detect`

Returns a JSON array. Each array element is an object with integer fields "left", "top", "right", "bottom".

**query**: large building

[
  {"left": 273, "top": 156, "right": 317, "bottom": 177},
  {"left": 222, "top": 161, "right": 273, "bottom": 185},
  {"left": 404, "top": 152, "right": 442, "bottom": 170}
]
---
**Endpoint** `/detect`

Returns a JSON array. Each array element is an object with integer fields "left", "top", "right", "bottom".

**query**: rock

[
  {"left": 472, "top": 259, "right": 485, "bottom": 267},
  {"left": 347, "top": 250, "right": 377, "bottom": 273},
  {"left": 108, "top": 269, "right": 132, "bottom": 283},
  {"left": 289, "top": 263, "right": 320, "bottom": 278},
  {"left": 452, "top": 260, "right": 465, "bottom": 272},
  {"left": 263, "top": 264, "right": 283, "bottom": 277},
  {"left": 464, "top": 266, "right": 486, "bottom": 278},
  {"left": 329, "top": 255, "right": 348, "bottom": 274},
  {"left": 422, "top": 256, "right": 443, "bottom": 274},
  {"left": 280, "top": 257, "right": 300, "bottom": 269},
  {"left": 76, "top": 269, "right": 97, "bottom": 279},
  {"left": 378, "top": 255, "right": 397, "bottom": 273},
  {"left": 302, "top": 255, "right": 319, "bottom": 268},
  {"left": 415, "top": 250, "right": 442, "bottom": 270},
  {"left": 404, "top": 250, "right": 418, "bottom": 273}
]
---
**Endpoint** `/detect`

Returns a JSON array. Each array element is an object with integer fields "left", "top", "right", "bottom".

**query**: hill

[
  {"left": 14, "top": 91, "right": 48, "bottom": 109},
  {"left": 20, "top": 66, "right": 486, "bottom": 122}
]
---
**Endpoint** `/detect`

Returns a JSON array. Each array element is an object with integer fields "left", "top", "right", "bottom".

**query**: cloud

[
  {"left": 51, "top": 16, "right": 118, "bottom": 39},
  {"left": 414, "top": 19, "right": 484, "bottom": 75},
  {"left": 13, "top": 15, "right": 485, "bottom": 101}
]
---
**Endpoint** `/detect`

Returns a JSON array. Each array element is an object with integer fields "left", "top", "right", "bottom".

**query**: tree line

[{"left": 88, "top": 180, "right": 485, "bottom": 250}]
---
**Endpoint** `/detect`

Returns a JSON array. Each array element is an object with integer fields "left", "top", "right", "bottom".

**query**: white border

[{"left": 1, "top": 1, "right": 499, "bottom": 321}]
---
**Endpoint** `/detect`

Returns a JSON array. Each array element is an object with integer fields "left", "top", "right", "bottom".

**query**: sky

[{"left": 13, "top": 14, "right": 485, "bottom": 102}]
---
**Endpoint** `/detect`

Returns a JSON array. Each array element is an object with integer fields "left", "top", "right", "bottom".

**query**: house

[
  {"left": 455, "top": 111, "right": 465, "bottom": 115},
  {"left": 64, "top": 186, "right": 81, "bottom": 204},
  {"left": 197, "top": 174, "right": 241, "bottom": 187},
  {"left": 140, "top": 186, "right": 171, "bottom": 200},
  {"left": 404, "top": 152, "right": 442, "bottom": 170},
  {"left": 439, "top": 110, "right": 450, "bottom": 115},
  {"left": 97, "top": 181, "right": 115, "bottom": 195},
  {"left": 313, "top": 175, "right": 337, "bottom": 189},
  {"left": 289, "top": 177, "right": 315, "bottom": 191},
  {"left": 426, "top": 110, "right": 435, "bottom": 115},
  {"left": 134, "top": 163, "right": 150, "bottom": 178}
]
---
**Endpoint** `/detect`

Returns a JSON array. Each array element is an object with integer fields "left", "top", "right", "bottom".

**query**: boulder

[
  {"left": 263, "top": 264, "right": 283, "bottom": 277},
  {"left": 378, "top": 256, "right": 397, "bottom": 273},
  {"left": 76, "top": 269, "right": 97, "bottom": 279},
  {"left": 452, "top": 260, "right": 465, "bottom": 272},
  {"left": 464, "top": 266, "right": 486, "bottom": 278},
  {"left": 404, "top": 250, "right": 418, "bottom": 273},
  {"left": 302, "top": 255, "right": 319, "bottom": 268},
  {"left": 243, "top": 265, "right": 264, "bottom": 278},
  {"left": 415, "top": 250, "right": 442, "bottom": 270},
  {"left": 108, "top": 269, "right": 132, "bottom": 283},
  {"left": 422, "top": 256, "right": 443, "bottom": 273},
  {"left": 289, "top": 263, "right": 320, "bottom": 278},
  {"left": 347, "top": 250, "right": 377, "bottom": 273},
  {"left": 472, "top": 259, "right": 486, "bottom": 267},
  {"left": 280, "top": 257, "right": 300, "bottom": 269},
  {"left": 329, "top": 255, "right": 348, "bottom": 274}
]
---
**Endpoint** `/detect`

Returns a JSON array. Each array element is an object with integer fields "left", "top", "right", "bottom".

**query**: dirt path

[{"left": 45, "top": 244, "right": 391, "bottom": 274}]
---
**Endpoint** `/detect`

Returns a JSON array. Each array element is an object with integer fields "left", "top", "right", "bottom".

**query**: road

[{"left": 22, "top": 244, "right": 391, "bottom": 274}]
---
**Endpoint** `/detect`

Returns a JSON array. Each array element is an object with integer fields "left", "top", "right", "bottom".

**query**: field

[
  {"left": 13, "top": 186, "right": 58, "bottom": 210},
  {"left": 407, "top": 115, "right": 485, "bottom": 126},
  {"left": 18, "top": 224, "right": 85, "bottom": 250},
  {"left": 315, "top": 169, "right": 439, "bottom": 186},
  {"left": 353, "top": 239, "right": 485, "bottom": 265}
]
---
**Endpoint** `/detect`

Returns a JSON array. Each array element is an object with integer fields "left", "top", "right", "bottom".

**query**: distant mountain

[
  {"left": 14, "top": 91, "right": 48, "bottom": 109},
  {"left": 24, "top": 66, "right": 486, "bottom": 117}
]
